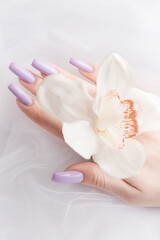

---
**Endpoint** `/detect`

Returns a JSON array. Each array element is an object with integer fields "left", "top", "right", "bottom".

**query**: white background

[{"left": 0, "top": 0, "right": 160, "bottom": 239}]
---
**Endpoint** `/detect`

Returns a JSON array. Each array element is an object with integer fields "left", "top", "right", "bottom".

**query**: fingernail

[
  {"left": 8, "top": 82, "right": 32, "bottom": 106},
  {"left": 9, "top": 62, "right": 35, "bottom": 83},
  {"left": 70, "top": 58, "right": 93, "bottom": 73},
  {"left": 52, "top": 171, "right": 84, "bottom": 184},
  {"left": 31, "top": 58, "right": 58, "bottom": 75}
]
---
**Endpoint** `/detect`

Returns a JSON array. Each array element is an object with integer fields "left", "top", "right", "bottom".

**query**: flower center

[{"left": 95, "top": 128, "right": 109, "bottom": 135}]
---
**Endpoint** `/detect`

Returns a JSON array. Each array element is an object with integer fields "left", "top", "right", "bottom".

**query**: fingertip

[
  {"left": 70, "top": 58, "right": 93, "bottom": 73},
  {"left": 52, "top": 171, "right": 84, "bottom": 184},
  {"left": 31, "top": 58, "right": 58, "bottom": 75},
  {"left": 18, "top": 74, "right": 42, "bottom": 96},
  {"left": 8, "top": 82, "right": 33, "bottom": 106},
  {"left": 16, "top": 97, "right": 41, "bottom": 121},
  {"left": 9, "top": 62, "right": 15, "bottom": 71},
  {"left": 65, "top": 161, "right": 101, "bottom": 186},
  {"left": 69, "top": 58, "right": 98, "bottom": 83},
  {"left": 78, "top": 67, "right": 97, "bottom": 83},
  {"left": 16, "top": 95, "right": 34, "bottom": 109}
]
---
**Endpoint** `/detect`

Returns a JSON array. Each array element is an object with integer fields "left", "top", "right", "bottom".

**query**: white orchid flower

[{"left": 37, "top": 53, "right": 160, "bottom": 179}]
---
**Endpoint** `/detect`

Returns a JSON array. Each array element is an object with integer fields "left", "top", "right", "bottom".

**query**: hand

[{"left": 8, "top": 58, "right": 160, "bottom": 207}]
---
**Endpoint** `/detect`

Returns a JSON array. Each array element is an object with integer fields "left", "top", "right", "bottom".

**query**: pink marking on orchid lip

[
  {"left": 122, "top": 99, "right": 138, "bottom": 139},
  {"left": 107, "top": 90, "right": 139, "bottom": 149}
]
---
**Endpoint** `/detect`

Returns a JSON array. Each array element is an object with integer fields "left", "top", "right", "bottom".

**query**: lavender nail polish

[
  {"left": 52, "top": 171, "right": 84, "bottom": 184},
  {"left": 9, "top": 62, "right": 35, "bottom": 83},
  {"left": 70, "top": 58, "right": 93, "bottom": 73},
  {"left": 8, "top": 82, "right": 32, "bottom": 106},
  {"left": 32, "top": 58, "right": 58, "bottom": 75}
]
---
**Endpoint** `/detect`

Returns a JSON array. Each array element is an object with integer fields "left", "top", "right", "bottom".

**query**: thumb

[
  {"left": 52, "top": 161, "right": 141, "bottom": 205},
  {"left": 66, "top": 161, "right": 107, "bottom": 190}
]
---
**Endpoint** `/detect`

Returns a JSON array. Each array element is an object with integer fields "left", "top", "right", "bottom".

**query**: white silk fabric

[{"left": 1, "top": 0, "right": 160, "bottom": 239}]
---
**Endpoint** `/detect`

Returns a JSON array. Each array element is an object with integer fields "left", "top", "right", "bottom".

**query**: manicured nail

[
  {"left": 52, "top": 171, "right": 84, "bottom": 184},
  {"left": 70, "top": 58, "right": 93, "bottom": 73},
  {"left": 8, "top": 82, "right": 32, "bottom": 106},
  {"left": 32, "top": 58, "right": 58, "bottom": 75},
  {"left": 9, "top": 62, "right": 35, "bottom": 83}
]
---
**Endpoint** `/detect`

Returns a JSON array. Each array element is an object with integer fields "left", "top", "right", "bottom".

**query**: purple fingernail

[
  {"left": 31, "top": 58, "right": 58, "bottom": 75},
  {"left": 52, "top": 171, "right": 84, "bottom": 184},
  {"left": 8, "top": 82, "right": 32, "bottom": 106},
  {"left": 9, "top": 62, "right": 35, "bottom": 83},
  {"left": 70, "top": 58, "right": 93, "bottom": 73}
]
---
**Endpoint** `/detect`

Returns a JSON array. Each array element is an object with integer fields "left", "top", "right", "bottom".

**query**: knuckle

[{"left": 93, "top": 171, "right": 107, "bottom": 190}]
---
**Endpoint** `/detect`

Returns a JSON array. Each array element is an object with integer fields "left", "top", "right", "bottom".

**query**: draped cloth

[{"left": 0, "top": 0, "right": 160, "bottom": 239}]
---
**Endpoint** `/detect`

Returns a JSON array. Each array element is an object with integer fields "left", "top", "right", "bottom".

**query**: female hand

[{"left": 8, "top": 58, "right": 160, "bottom": 207}]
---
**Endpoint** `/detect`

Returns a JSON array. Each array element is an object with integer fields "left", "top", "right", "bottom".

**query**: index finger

[{"left": 70, "top": 58, "right": 98, "bottom": 83}]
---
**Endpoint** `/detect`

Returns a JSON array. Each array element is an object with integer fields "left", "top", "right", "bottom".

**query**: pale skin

[{"left": 16, "top": 61, "right": 160, "bottom": 207}]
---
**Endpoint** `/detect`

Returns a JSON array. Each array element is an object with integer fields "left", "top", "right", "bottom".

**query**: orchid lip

[{"left": 94, "top": 91, "right": 139, "bottom": 149}]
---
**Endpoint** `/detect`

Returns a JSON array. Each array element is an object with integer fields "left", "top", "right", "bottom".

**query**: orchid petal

[
  {"left": 126, "top": 88, "right": 160, "bottom": 133},
  {"left": 95, "top": 94, "right": 122, "bottom": 131},
  {"left": 37, "top": 74, "right": 96, "bottom": 123},
  {"left": 62, "top": 120, "right": 99, "bottom": 159},
  {"left": 93, "top": 139, "right": 146, "bottom": 179},
  {"left": 94, "top": 53, "right": 133, "bottom": 113}
]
